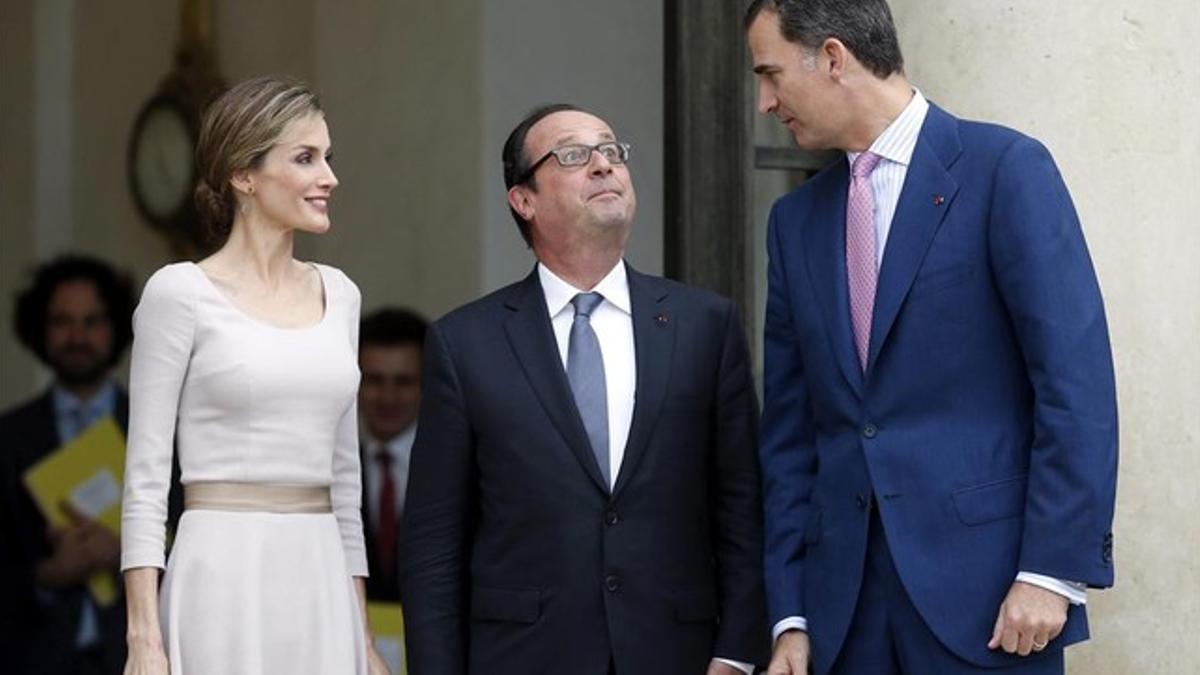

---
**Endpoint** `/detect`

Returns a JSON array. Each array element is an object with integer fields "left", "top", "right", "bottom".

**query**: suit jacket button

[
  {"left": 605, "top": 510, "right": 620, "bottom": 526},
  {"left": 856, "top": 494, "right": 869, "bottom": 509},
  {"left": 605, "top": 575, "right": 622, "bottom": 592},
  {"left": 862, "top": 424, "right": 878, "bottom": 439}
]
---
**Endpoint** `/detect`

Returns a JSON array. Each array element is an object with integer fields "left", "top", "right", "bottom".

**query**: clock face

[{"left": 130, "top": 100, "right": 194, "bottom": 222}]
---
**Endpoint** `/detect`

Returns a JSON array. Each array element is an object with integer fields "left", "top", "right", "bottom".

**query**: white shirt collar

[
  {"left": 537, "top": 260, "right": 632, "bottom": 318},
  {"left": 847, "top": 89, "right": 930, "bottom": 169},
  {"left": 364, "top": 423, "right": 417, "bottom": 460}
]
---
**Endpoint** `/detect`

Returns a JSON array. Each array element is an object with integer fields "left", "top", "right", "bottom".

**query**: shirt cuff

[
  {"left": 772, "top": 616, "right": 808, "bottom": 643},
  {"left": 713, "top": 657, "right": 755, "bottom": 674},
  {"left": 1016, "top": 571, "right": 1088, "bottom": 605}
]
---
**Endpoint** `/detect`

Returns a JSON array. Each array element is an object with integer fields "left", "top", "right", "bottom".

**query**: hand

[
  {"left": 71, "top": 510, "right": 122, "bottom": 570},
  {"left": 767, "top": 629, "right": 811, "bottom": 675},
  {"left": 123, "top": 642, "right": 169, "bottom": 675},
  {"left": 37, "top": 515, "right": 120, "bottom": 588},
  {"left": 706, "top": 659, "right": 745, "bottom": 675},
  {"left": 987, "top": 581, "right": 1068, "bottom": 656},
  {"left": 366, "top": 643, "right": 392, "bottom": 675}
]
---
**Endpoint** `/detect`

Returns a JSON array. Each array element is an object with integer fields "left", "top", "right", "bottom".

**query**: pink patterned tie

[{"left": 847, "top": 151, "right": 882, "bottom": 372}]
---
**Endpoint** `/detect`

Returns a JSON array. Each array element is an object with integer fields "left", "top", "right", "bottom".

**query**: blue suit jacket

[{"left": 759, "top": 103, "right": 1118, "bottom": 672}]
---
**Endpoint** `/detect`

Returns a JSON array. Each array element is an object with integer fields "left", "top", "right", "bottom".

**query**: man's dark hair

[
  {"left": 501, "top": 102, "right": 590, "bottom": 247},
  {"left": 13, "top": 254, "right": 135, "bottom": 368},
  {"left": 745, "top": 0, "right": 905, "bottom": 79},
  {"left": 360, "top": 307, "right": 428, "bottom": 352}
]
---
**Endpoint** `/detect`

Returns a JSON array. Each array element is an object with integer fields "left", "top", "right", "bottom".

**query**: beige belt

[{"left": 184, "top": 482, "right": 332, "bottom": 514}]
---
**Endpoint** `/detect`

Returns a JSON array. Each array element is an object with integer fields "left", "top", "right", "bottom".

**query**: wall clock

[
  {"left": 128, "top": 95, "right": 196, "bottom": 233},
  {"left": 126, "top": 0, "right": 222, "bottom": 256}
]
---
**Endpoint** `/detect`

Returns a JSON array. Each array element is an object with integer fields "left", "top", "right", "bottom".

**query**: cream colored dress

[{"left": 120, "top": 262, "right": 368, "bottom": 674}]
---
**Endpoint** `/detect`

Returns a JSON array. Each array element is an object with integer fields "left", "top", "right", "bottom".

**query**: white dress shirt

[
  {"left": 772, "top": 90, "right": 1085, "bottom": 643},
  {"left": 51, "top": 380, "right": 119, "bottom": 648},
  {"left": 539, "top": 261, "right": 636, "bottom": 488},
  {"left": 362, "top": 423, "right": 416, "bottom": 529},
  {"left": 538, "top": 261, "right": 753, "bottom": 675}
]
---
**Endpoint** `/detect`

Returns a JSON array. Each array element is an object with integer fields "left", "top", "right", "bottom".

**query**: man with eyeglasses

[{"left": 399, "top": 104, "right": 768, "bottom": 675}]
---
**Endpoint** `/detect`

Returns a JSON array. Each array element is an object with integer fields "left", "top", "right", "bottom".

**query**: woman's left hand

[{"left": 352, "top": 576, "right": 393, "bottom": 675}]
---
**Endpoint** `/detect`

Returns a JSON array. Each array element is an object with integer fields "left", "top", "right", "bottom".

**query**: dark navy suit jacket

[
  {"left": 399, "top": 266, "right": 769, "bottom": 675},
  {"left": 759, "top": 103, "right": 1118, "bottom": 672}
]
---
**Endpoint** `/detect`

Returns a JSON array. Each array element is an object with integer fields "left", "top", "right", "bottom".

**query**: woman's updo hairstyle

[{"left": 194, "top": 76, "right": 323, "bottom": 243}]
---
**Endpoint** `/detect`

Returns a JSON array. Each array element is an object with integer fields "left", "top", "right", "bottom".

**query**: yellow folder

[
  {"left": 22, "top": 416, "right": 126, "bottom": 607},
  {"left": 367, "top": 601, "right": 407, "bottom": 675}
]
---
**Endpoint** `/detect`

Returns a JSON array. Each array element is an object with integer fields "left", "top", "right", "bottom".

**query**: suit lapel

[
  {"left": 867, "top": 105, "right": 962, "bottom": 373},
  {"left": 26, "top": 390, "right": 62, "bottom": 461},
  {"left": 611, "top": 267, "right": 674, "bottom": 498},
  {"left": 803, "top": 165, "right": 866, "bottom": 398},
  {"left": 503, "top": 269, "right": 610, "bottom": 495}
]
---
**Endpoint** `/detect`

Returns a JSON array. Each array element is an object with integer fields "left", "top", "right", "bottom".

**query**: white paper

[
  {"left": 69, "top": 468, "right": 120, "bottom": 518},
  {"left": 374, "top": 636, "right": 403, "bottom": 675}
]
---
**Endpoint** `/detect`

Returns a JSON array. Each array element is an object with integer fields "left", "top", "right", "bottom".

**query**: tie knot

[
  {"left": 852, "top": 151, "right": 882, "bottom": 178},
  {"left": 375, "top": 449, "right": 392, "bottom": 468},
  {"left": 572, "top": 292, "right": 604, "bottom": 318}
]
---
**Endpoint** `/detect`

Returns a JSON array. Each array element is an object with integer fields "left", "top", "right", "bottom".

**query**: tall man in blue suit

[
  {"left": 745, "top": 1, "right": 1118, "bottom": 673},
  {"left": 399, "top": 104, "right": 768, "bottom": 674}
]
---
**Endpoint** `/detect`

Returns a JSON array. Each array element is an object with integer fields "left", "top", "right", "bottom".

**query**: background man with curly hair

[{"left": 0, "top": 255, "right": 173, "bottom": 675}]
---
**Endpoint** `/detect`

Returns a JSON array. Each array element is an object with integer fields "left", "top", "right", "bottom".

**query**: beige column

[
  {"left": 0, "top": 0, "right": 39, "bottom": 404},
  {"left": 892, "top": 1, "right": 1200, "bottom": 672}
]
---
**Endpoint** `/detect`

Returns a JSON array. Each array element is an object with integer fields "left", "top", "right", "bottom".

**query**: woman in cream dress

[{"left": 120, "top": 77, "right": 389, "bottom": 674}]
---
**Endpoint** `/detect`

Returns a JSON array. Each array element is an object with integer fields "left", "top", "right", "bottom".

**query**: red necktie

[{"left": 375, "top": 451, "right": 397, "bottom": 583}]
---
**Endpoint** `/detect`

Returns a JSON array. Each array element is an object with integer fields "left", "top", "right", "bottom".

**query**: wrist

[
  {"left": 127, "top": 611, "right": 163, "bottom": 647},
  {"left": 777, "top": 628, "right": 809, "bottom": 645},
  {"left": 127, "top": 627, "right": 164, "bottom": 651}
]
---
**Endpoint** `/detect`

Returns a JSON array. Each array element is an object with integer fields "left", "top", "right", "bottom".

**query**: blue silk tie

[{"left": 567, "top": 292, "right": 610, "bottom": 488}]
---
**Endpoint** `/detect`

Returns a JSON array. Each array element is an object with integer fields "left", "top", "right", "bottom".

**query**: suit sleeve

[
  {"left": 988, "top": 137, "right": 1119, "bottom": 588},
  {"left": 709, "top": 300, "right": 770, "bottom": 666},
  {"left": 0, "top": 414, "right": 31, "bottom": 655},
  {"left": 759, "top": 204, "right": 821, "bottom": 625},
  {"left": 398, "top": 321, "right": 472, "bottom": 675},
  {"left": 121, "top": 267, "right": 195, "bottom": 571}
]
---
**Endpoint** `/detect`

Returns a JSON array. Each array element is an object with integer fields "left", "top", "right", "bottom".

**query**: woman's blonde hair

[{"left": 194, "top": 76, "right": 323, "bottom": 242}]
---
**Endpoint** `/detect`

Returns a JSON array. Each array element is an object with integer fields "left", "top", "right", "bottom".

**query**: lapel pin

[
  {"left": 933, "top": 195, "right": 945, "bottom": 206},
  {"left": 655, "top": 313, "right": 669, "bottom": 326}
]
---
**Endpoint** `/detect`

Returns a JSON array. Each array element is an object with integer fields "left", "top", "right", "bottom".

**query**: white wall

[
  {"left": 310, "top": 0, "right": 483, "bottom": 319},
  {"left": 480, "top": 0, "right": 664, "bottom": 292}
]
